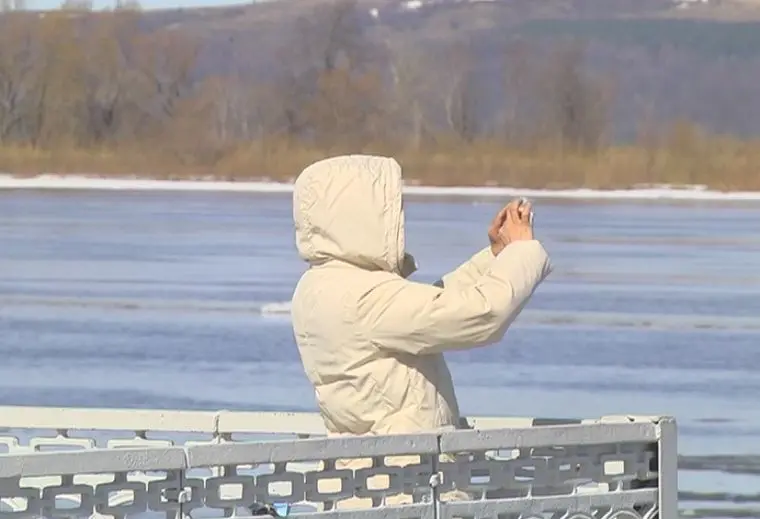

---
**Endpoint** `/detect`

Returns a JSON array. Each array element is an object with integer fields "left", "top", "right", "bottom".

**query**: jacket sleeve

[
  {"left": 434, "top": 247, "right": 495, "bottom": 289},
  {"left": 357, "top": 240, "right": 553, "bottom": 356}
]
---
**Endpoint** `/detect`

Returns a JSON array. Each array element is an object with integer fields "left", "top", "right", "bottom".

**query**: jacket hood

[{"left": 293, "top": 155, "right": 416, "bottom": 277}]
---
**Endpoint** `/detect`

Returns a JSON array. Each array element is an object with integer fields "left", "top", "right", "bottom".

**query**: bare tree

[
  {"left": 294, "top": 0, "right": 371, "bottom": 73},
  {"left": 501, "top": 37, "right": 540, "bottom": 144},
  {"left": 539, "top": 40, "right": 612, "bottom": 152},
  {"left": 79, "top": 13, "right": 141, "bottom": 143},
  {"left": 0, "top": 17, "right": 37, "bottom": 142},
  {"left": 270, "top": 0, "right": 381, "bottom": 145},
  {"left": 29, "top": 13, "right": 92, "bottom": 146},
  {"left": 132, "top": 28, "right": 199, "bottom": 131},
  {"left": 385, "top": 43, "right": 439, "bottom": 150},
  {"left": 191, "top": 74, "right": 265, "bottom": 145},
  {"left": 442, "top": 43, "right": 482, "bottom": 143}
]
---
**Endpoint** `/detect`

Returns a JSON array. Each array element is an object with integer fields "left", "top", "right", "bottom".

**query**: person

[
  {"left": 292, "top": 153, "right": 552, "bottom": 436},
  {"left": 291, "top": 154, "right": 552, "bottom": 506}
]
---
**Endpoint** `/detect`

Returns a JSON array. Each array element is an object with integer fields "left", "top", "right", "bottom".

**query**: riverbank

[
  {"left": 2, "top": 138, "right": 760, "bottom": 193},
  {"left": 5, "top": 174, "right": 760, "bottom": 201}
]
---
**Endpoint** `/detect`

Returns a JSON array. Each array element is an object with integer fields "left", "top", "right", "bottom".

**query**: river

[{"left": 1, "top": 189, "right": 759, "bottom": 518}]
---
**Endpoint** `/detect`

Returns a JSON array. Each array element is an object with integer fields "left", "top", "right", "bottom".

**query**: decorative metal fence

[{"left": 0, "top": 406, "right": 678, "bottom": 519}]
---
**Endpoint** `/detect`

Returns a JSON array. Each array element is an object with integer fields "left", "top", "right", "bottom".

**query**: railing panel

[
  {"left": 0, "top": 408, "right": 678, "bottom": 519},
  {"left": 184, "top": 434, "right": 441, "bottom": 517},
  {"left": 0, "top": 438, "right": 441, "bottom": 519},
  {"left": 437, "top": 421, "right": 666, "bottom": 519},
  {"left": 0, "top": 447, "right": 188, "bottom": 519}
]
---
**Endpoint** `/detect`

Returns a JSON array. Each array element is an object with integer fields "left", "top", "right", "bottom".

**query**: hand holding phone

[{"left": 500, "top": 198, "right": 534, "bottom": 244}]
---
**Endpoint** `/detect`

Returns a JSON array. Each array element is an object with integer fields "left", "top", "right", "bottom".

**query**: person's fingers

[
  {"left": 489, "top": 211, "right": 503, "bottom": 235},
  {"left": 489, "top": 204, "right": 512, "bottom": 235},
  {"left": 501, "top": 199, "right": 535, "bottom": 243},
  {"left": 493, "top": 205, "right": 509, "bottom": 227},
  {"left": 519, "top": 202, "right": 533, "bottom": 223},
  {"left": 507, "top": 202, "right": 521, "bottom": 225},
  {"left": 488, "top": 206, "right": 509, "bottom": 245}
]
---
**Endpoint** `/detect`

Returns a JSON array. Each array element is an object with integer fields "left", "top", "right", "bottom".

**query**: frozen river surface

[{"left": 1, "top": 189, "right": 760, "bottom": 517}]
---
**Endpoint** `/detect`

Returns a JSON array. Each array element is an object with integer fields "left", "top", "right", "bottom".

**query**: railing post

[
  {"left": 431, "top": 435, "right": 441, "bottom": 519},
  {"left": 657, "top": 417, "right": 679, "bottom": 518}
]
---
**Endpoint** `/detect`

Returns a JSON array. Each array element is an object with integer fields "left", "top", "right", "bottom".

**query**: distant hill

[
  {"left": 101, "top": 0, "right": 760, "bottom": 139},
  {"left": 5, "top": 0, "right": 760, "bottom": 139}
]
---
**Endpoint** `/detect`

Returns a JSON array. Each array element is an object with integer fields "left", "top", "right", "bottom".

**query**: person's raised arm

[
  {"left": 435, "top": 201, "right": 527, "bottom": 290},
  {"left": 358, "top": 201, "right": 551, "bottom": 355},
  {"left": 434, "top": 247, "right": 494, "bottom": 289}
]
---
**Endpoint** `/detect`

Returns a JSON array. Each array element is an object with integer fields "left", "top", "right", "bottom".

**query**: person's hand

[
  {"left": 501, "top": 198, "right": 534, "bottom": 244},
  {"left": 487, "top": 205, "right": 510, "bottom": 255}
]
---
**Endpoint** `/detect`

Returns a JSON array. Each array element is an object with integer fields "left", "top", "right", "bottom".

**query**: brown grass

[{"left": 2, "top": 135, "right": 760, "bottom": 190}]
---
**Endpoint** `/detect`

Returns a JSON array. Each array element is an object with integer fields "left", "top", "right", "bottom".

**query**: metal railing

[{"left": 0, "top": 406, "right": 678, "bottom": 519}]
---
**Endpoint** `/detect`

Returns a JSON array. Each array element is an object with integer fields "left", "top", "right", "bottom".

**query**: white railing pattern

[{"left": 0, "top": 406, "right": 678, "bottom": 519}]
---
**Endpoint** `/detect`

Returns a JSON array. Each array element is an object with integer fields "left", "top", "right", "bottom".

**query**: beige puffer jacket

[{"left": 291, "top": 155, "right": 552, "bottom": 506}]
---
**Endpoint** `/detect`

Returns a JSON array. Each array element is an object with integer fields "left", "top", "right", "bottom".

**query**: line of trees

[{"left": 0, "top": 0, "right": 757, "bottom": 188}]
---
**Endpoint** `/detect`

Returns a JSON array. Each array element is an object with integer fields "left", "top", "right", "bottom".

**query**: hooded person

[{"left": 291, "top": 154, "right": 552, "bottom": 508}]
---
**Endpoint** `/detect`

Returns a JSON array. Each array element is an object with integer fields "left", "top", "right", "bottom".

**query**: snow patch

[{"left": 2, "top": 174, "right": 760, "bottom": 201}]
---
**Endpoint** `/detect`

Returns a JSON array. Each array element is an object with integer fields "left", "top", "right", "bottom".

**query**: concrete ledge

[
  {"left": 439, "top": 422, "right": 658, "bottom": 452},
  {"left": 216, "top": 411, "right": 327, "bottom": 435},
  {"left": 439, "top": 489, "right": 659, "bottom": 517},
  {"left": 187, "top": 434, "right": 440, "bottom": 467},
  {"left": 0, "top": 406, "right": 666, "bottom": 436},
  {"left": 0, "top": 446, "right": 187, "bottom": 478},
  {"left": 0, "top": 406, "right": 219, "bottom": 433}
]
